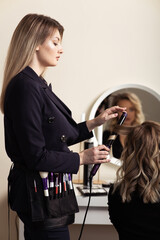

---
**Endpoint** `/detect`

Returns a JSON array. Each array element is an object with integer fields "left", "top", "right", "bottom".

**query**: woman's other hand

[{"left": 86, "top": 106, "right": 126, "bottom": 132}]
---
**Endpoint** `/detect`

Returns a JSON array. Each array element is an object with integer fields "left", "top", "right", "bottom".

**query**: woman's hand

[
  {"left": 86, "top": 106, "right": 126, "bottom": 132},
  {"left": 79, "top": 145, "right": 110, "bottom": 165}
]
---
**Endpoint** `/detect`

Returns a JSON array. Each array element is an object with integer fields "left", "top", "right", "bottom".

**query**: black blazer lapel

[
  {"left": 23, "top": 66, "right": 75, "bottom": 123},
  {"left": 43, "top": 86, "right": 73, "bottom": 119}
]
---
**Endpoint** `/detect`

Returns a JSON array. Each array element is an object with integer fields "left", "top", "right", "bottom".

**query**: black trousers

[
  {"left": 18, "top": 212, "right": 70, "bottom": 240},
  {"left": 24, "top": 224, "right": 70, "bottom": 240}
]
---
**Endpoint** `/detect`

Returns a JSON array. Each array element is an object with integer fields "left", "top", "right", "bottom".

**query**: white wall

[{"left": 0, "top": 0, "right": 160, "bottom": 239}]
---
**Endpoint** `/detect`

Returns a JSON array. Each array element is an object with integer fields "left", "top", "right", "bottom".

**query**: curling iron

[{"left": 89, "top": 111, "right": 127, "bottom": 179}]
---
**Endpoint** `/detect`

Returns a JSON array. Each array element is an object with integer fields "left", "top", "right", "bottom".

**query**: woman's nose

[{"left": 59, "top": 45, "right": 63, "bottom": 54}]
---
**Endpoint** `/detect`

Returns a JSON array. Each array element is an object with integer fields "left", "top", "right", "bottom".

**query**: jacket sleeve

[
  {"left": 4, "top": 76, "right": 80, "bottom": 173},
  {"left": 67, "top": 121, "right": 93, "bottom": 146}
]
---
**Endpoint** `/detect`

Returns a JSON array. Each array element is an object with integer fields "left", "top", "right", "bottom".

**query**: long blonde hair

[
  {"left": 113, "top": 121, "right": 160, "bottom": 203},
  {"left": 0, "top": 13, "right": 64, "bottom": 113},
  {"left": 108, "top": 92, "right": 145, "bottom": 131}
]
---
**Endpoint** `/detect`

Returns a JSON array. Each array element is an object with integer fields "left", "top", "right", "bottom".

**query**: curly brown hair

[{"left": 113, "top": 121, "right": 160, "bottom": 203}]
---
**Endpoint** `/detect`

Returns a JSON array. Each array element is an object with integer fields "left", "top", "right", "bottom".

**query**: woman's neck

[
  {"left": 29, "top": 53, "right": 46, "bottom": 76},
  {"left": 119, "top": 135, "right": 126, "bottom": 147}
]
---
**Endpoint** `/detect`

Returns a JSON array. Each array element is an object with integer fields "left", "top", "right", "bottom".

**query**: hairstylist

[{"left": 0, "top": 14, "right": 126, "bottom": 240}]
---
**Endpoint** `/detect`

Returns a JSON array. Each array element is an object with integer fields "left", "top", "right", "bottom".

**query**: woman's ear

[{"left": 36, "top": 45, "right": 40, "bottom": 51}]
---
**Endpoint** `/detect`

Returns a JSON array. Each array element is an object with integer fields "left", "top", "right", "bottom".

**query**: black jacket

[{"left": 4, "top": 66, "right": 93, "bottom": 227}]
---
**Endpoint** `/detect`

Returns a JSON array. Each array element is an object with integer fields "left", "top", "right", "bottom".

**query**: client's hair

[{"left": 113, "top": 121, "right": 160, "bottom": 203}]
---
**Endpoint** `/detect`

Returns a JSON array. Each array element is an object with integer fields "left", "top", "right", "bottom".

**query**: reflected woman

[{"left": 103, "top": 92, "right": 145, "bottom": 159}]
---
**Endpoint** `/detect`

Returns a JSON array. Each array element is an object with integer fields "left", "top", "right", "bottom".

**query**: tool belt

[{"left": 8, "top": 163, "right": 79, "bottom": 222}]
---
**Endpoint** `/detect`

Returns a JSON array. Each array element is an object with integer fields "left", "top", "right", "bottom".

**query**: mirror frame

[{"left": 89, "top": 83, "right": 160, "bottom": 149}]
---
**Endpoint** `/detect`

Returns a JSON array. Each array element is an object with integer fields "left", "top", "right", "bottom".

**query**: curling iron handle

[{"left": 89, "top": 163, "right": 101, "bottom": 178}]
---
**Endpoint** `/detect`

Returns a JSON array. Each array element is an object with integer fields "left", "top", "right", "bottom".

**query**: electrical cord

[{"left": 78, "top": 176, "right": 93, "bottom": 240}]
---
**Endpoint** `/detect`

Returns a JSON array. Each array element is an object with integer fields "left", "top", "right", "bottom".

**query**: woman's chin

[{"left": 124, "top": 122, "right": 132, "bottom": 126}]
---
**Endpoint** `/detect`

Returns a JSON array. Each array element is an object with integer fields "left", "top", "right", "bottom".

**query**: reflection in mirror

[
  {"left": 102, "top": 92, "right": 145, "bottom": 161},
  {"left": 95, "top": 87, "right": 160, "bottom": 121},
  {"left": 89, "top": 84, "right": 160, "bottom": 166},
  {"left": 88, "top": 84, "right": 160, "bottom": 185}
]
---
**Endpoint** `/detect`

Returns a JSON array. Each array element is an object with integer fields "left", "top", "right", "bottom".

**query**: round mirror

[{"left": 89, "top": 84, "right": 160, "bottom": 165}]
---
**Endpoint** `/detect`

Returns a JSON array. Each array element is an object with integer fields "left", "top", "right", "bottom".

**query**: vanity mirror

[{"left": 89, "top": 84, "right": 160, "bottom": 165}]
